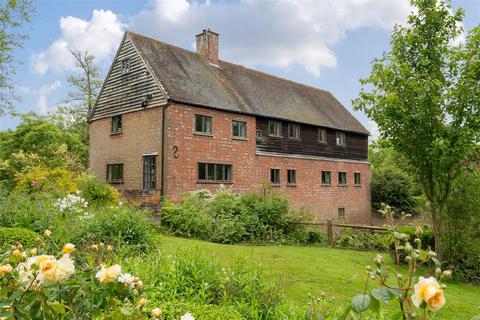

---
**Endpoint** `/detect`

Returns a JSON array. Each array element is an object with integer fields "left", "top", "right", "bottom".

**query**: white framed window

[
  {"left": 354, "top": 172, "right": 361, "bottom": 186},
  {"left": 338, "top": 171, "right": 347, "bottom": 186},
  {"left": 194, "top": 114, "right": 212, "bottom": 135},
  {"left": 232, "top": 120, "right": 247, "bottom": 139},
  {"left": 268, "top": 120, "right": 282, "bottom": 137},
  {"left": 121, "top": 58, "right": 130, "bottom": 75},
  {"left": 288, "top": 123, "right": 300, "bottom": 139},
  {"left": 318, "top": 128, "right": 327, "bottom": 143},
  {"left": 287, "top": 169, "right": 296, "bottom": 185},
  {"left": 321, "top": 171, "right": 331, "bottom": 186},
  {"left": 336, "top": 131, "right": 346, "bottom": 146}
]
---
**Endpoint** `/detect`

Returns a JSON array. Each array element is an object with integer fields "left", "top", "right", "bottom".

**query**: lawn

[{"left": 158, "top": 235, "right": 480, "bottom": 319}]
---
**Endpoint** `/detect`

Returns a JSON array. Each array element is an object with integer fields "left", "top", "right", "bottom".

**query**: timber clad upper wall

[
  {"left": 256, "top": 117, "right": 368, "bottom": 161},
  {"left": 90, "top": 35, "right": 167, "bottom": 120}
]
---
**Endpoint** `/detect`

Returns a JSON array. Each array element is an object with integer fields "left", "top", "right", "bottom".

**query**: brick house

[{"left": 89, "top": 29, "right": 371, "bottom": 223}]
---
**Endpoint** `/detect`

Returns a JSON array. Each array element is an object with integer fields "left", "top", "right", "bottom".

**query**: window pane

[
  {"left": 336, "top": 131, "right": 346, "bottom": 145},
  {"left": 319, "top": 128, "right": 326, "bottom": 143},
  {"left": 232, "top": 121, "right": 239, "bottom": 136},
  {"left": 270, "top": 169, "right": 280, "bottom": 184},
  {"left": 198, "top": 163, "right": 206, "bottom": 180},
  {"left": 195, "top": 115, "right": 203, "bottom": 132},
  {"left": 288, "top": 170, "right": 296, "bottom": 184},
  {"left": 225, "top": 165, "right": 232, "bottom": 181},
  {"left": 239, "top": 122, "right": 246, "bottom": 137},
  {"left": 215, "top": 164, "right": 223, "bottom": 181},
  {"left": 338, "top": 172, "right": 347, "bottom": 185},
  {"left": 354, "top": 173, "right": 361, "bottom": 185},
  {"left": 269, "top": 121, "right": 281, "bottom": 136},
  {"left": 204, "top": 116, "right": 212, "bottom": 134},
  {"left": 338, "top": 208, "right": 345, "bottom": 223},
  {"left": 207, "top": 163, "right": 215, "bottom": 180}
]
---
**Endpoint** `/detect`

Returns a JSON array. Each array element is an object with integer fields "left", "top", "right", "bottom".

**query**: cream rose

[
  {"left": 96, "top": 264, "right": 122, "bottom": 283},
  {"left": 63, "top": 243, "right": 75, "bottom": 254},
  {"left": 0, "top": 264, "right": 13, "bottom": 275},
  {"left": 180, "top": 312, "right": 195, "bottom": 320},
  {"left": 412, "top": 276, "right": 445, "bottom": 311}
]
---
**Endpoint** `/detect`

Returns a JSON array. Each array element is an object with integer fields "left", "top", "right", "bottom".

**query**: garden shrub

[
  {"left": 371, "top": 168, "right": 416, "bottom": 213},
  {"left": 0, "top": 227, "right": 39, "bottom": 251},
  {"left": 157, "top": 301, "right": 243, "bottom": 320},
  {"left": 71, "top": 205, "right": 154, "bottom": 247},
  {"left": 14, "top": 167, "right": 79, "bottom": 196},
  {"left": 443, "top": 170, "right": 480, "bottom": 283},
  {"left": 338, "top": 228, "right": 389, "bottom": 251},
  {"left": 160, "top": 188, "right": 325, "bottom": 245},
  {"left": 78, "top": 175, "right": 120, "bottom": 207}
]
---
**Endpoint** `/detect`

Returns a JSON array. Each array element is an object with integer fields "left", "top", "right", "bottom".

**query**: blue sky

[{"left": 2, "top": 0, "right": 479, "bottom": 136}]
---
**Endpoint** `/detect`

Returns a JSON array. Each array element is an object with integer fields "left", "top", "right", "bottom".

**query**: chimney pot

[{"left": 195, "top": 29, "right": 219, "bottom": 66}]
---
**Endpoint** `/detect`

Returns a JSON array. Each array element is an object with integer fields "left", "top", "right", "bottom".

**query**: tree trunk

[{"left": 431, "top": 205, "right": 443, "bottom": 259}]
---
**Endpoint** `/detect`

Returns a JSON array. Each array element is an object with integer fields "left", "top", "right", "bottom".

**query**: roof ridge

[{"left": 127, "top": 30, "right": 335, "bottom": 97}]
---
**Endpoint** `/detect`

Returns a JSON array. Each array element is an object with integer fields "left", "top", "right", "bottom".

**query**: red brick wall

[
  {"left": 165, "top": 103, "right": 371, "bottom": 223},
  {"left": 88, "top": 107, "right": 163, "bottom": 204},
  {"left": 165, "top": 104, "right": 257, "bottom": 197}
]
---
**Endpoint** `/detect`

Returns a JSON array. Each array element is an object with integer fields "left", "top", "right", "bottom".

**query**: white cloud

[
  {"left": 37, "top": 95, "right": 49, "bottom": 115},
  {"left": 20, "top": 80, "right": 62, "bottom": 114},
  {"left": 32, "top": 9, "right": 126, "bottom": 75},
  {"left": 129, "top": 0, "right": 412, "bottom": 76}
]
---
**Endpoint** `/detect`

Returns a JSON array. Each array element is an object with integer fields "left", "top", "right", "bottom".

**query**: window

[
  {"left": 338, "top": 171, "right": 347, "bottom": 186},
  {"left": 336, "top": 131, "right": 346, "bottom": 146},
  {"left": 107, "top": 164, "right": 123, "bottom": 183},
  {"left": 338, "top": 207, "right": 345, "bottom": 223},
  {"left": 143, "top": 156, "right": 156, "bottom": 190},
  {"left": 287, "top": 169, "right": 296, "bottom": 185},
  {"left": 195, "top": 114, "right": 212, "bottom": 135},
  {"left": 321, "top": 171, "right": 331, "bottom": 186},
  {"left": 121, "top": 58, "right": 130, "bottom": 75},
  {"left": 288, "top": 123, "right": 300, "bottom": 139},
  {"left": 197, "top": 163, "right": 232, "bottom": 183},
  {"left": 268, "top": 120, "right": 282, "bottom": 137},
  {"left": 232, "top": 120, "right": 247, "bottom": 139},
  {"left": 318, "top": 128, "right": 327, "bottom": 143},
  {"left": 111, "top": 115, "right": 122, "bottom": 134},
  {"left": 270, "top": 168, "right": 280, "bottom": 185},
  {"left": 256, "top": 129, "right": 262, "bottom": 140},
  {"left": 354, "top": 172, "right": 361, "bottom": 186}
]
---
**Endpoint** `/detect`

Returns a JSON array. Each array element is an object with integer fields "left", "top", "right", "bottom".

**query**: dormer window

[
  {"left": 336, "top": 131, "right": 346, "bottom": 146},
  {"left": 288, "top": 123, "right": 300, "bottom": 140},
  {"left": 121, "top": 58, "right": 130, "bottom": 75},
  {"left": 268, "top": 120, "right": 282, "bottom": 137}
]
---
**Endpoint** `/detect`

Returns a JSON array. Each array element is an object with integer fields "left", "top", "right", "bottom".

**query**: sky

[{"left": 1, "top": 0, "right": 479, "bottom": 138}]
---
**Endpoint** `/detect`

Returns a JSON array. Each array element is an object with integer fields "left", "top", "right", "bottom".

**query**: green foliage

[
  {"left": 161, "top": 188, "right": 324, "bottom": 245},
  {"left": 71, "top": 205, "right": 154, "bottom": 247},
  {"left": 13, "top": 167, "right": 79, "bottom": 196},
  {"left": 78, "top": 175, "right": 120, "bottom": 207},
  {"left": 123, "top": 246, "right": 282, "bottom": 319},
  {"left": 0, "top": 0, "right": 35, "bottom": 115},
  {"left": 371, "top": 168, "right": 416, "bottom": 213},
  {"left": 338, "top": 229, "right": 389, "bottom": 251},
  {"left": 0, "top": 227, "right": 39, "bottom": 251},
  {"left": 354, "top": 0, "right": 480, "bottom": 256},
  {"left": 0, "top": 115, "right": 87, "bottom": 191},
  {"left": 443, "top": 170, "right": 480, "bottom": 283},
  {"left": 156, "top": 301, "right": 243, "bottom": 320}
]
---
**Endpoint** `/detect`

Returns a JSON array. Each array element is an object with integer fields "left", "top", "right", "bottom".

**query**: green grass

[{"left": 158, "top": 235, "right": 480, "bottom": 319}]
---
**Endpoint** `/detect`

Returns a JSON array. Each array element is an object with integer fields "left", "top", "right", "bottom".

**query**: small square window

[
  {"left": 338, "top": 172, "right": 347, "bottom": 186},
  {"left": 321, "top": 171, "right": 331, "bottom": 186},
  {"left": 270, "top": 168, "right": 280, "bottom": 185},
  {"left": 288, "top": 123, "right": 300, "bottom": 139},
  {"left": 318, "top": 128, "right": 327, "bottom": 143},
  {"left": 232, "top": 120, "right": 247, "bottom": 139},
  {"left": 338, "top": 207, "right": 345, "bottom": 223},
  {"left": 354, "top": 172, "right": 361, "bottom": 186},
  {"left": 121, "top": 59, "right": 130, "bottom": 75},
  {"left": 195, "top": 114, "right": 212, "bottom": 135},
  {"left": 287, "top": 169, "right": 296, "bottom": 185},
  {"left": 336, "top": 131, "right": 346, "bottom": 146},
  {"left": 268, "top": 120, "right": 282, "bottom": 137},
  {"left": 107, "top": 164, "right": 123, "bottom": 183},
  {"left": 111, "top": 115, "right": 122, "bottom": 134}
]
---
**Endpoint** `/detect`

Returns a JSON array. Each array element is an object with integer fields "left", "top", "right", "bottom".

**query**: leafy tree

[
  {"left": 0, "top": 113, "right": 87, "bottom": 190},
  {"left": 51, "top": 49, "right": 102, "bottom": 137},
  {"left": 0, "top": 0, "right": 35, "bottom": 115},
  {"left": 354, "top": 0, "right": 480, "bottom": 256}
]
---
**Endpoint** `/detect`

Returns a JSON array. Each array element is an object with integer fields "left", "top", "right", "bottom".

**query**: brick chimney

[{"left": 196, "top": 29, "right": 219, "bottom": 66}]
